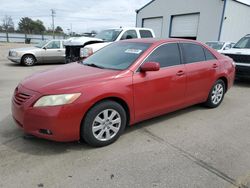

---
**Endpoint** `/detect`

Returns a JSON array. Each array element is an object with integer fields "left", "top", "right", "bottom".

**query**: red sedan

[{"left": 12, "top": 39, "right": 235, "bottom": 147}]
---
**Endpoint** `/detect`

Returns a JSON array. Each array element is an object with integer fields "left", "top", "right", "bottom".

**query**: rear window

[
  {"left": 181, "top": 43, "right": 205, "bottom": 64},
  {"left": 139, "top": 30, "right": 153, "bottom": 38}
]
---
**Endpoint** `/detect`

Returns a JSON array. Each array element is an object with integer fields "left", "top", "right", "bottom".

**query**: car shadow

[
  {"left": 124, "top": 104, "right": 208, "bottom": 134},
  {"left": 234, "top": 79, "right": 250, "bottom": 88},
  {"left": 1, "top": 104, "right": 208, "bottom": 156},
  {"left": 4, "top": 62, "right": 65, "bottom": 67}
]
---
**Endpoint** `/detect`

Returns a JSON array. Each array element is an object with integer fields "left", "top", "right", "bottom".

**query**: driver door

[
  {"left": 133, "top": 43, "right": 187, "bottom": 122},
  {"left": 42, "top": 40, "right": 63, "bottom": 63}
]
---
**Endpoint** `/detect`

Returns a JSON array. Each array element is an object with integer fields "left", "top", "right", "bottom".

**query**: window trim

[{"left": 135, "top": 42, "right": 183, "bottom": 73}]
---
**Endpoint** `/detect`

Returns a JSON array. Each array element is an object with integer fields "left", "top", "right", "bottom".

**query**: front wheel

[
  {"left": 204, "top": 79, "right": 225, "bottom": 108},
  {"left": 81, "top": 100, "right": 127, "bottom": 147},
  {"left": 22, "top": 55, "right": 36, "bottom": 66}
]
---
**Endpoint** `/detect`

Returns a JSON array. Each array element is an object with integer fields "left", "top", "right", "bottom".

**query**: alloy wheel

[{"left": 92, "top": 109, "right": 121, "bottom": 141}]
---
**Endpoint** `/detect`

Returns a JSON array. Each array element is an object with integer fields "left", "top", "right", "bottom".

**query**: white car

[
  {"left": 205, "top": 41, "right": 235, "bottom": 53},
  {"left": 8, "top": 40, "right": 66, "bottom": 66},
  {"left": 222, "top": 34, "right": 250, "bottom": 79},
  {"left": 81, "top": 27, "right": 155, "bottom": 58}
]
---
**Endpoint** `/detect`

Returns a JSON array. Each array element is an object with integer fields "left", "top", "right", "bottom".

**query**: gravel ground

[{"left": 0, "top": 42, "right": 250, "bottom": 188}]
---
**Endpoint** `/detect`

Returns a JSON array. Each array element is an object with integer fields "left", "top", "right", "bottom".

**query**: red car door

[
  {"left": 180, "top": 43, "right": 219, "bottom": 105},
  {"left": 133, "top": 43, "right": 187, "bottom": 122}
]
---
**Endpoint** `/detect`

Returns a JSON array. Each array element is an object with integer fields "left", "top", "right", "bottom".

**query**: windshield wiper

[{"left": 84, "top": 63, "right": 105, "bottom": 69}]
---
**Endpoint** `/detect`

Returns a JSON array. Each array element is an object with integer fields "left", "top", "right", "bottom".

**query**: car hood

[
  {"left": 20, "top": 62, "right": 121, "bottom": 94},
  {"left": 10, "top": 47, "right": 41, "bottom": 52},
  {"left": 64, "top": 36, "right": 103, "bottom": 46},
  {"left": 222, "top": 48, "right": 250, "bottom": 55}
]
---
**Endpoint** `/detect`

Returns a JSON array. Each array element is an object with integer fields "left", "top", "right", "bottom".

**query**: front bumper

[
  {"left": 11, "top": 85, "right": 86, "bottom": 142},
  {"left": 8, "top": 56, "right": 21, "bottom": 64},
  {"left": 235, "top": 63, "right": 250, "bottom": 79}
]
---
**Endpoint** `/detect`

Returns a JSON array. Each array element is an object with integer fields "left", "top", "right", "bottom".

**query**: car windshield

[
  {"left": 234, "top": 37, "right": 250, "bottom": 49},
  {"left": 35, "top": 41, "right": 48, "bottom": 48},
  {"left": 95, "top": 29, "right": 122, "bottom": 42},
  {"left": 206, "top": 42, "right": 225, "bottom": 50},
  {"left": 82, "top": 42, "right": 152, "bottom": 70}
]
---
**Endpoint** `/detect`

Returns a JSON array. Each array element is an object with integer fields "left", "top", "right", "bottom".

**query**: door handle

[
  {"left": 212, "top": 64, "right": 218, "bottom": 68},
  {"left": 57, "top": 50, "right": 62, "bottom": 52},
  {"left": 176, "top": 70, "right": 185, "bottom": 76}
]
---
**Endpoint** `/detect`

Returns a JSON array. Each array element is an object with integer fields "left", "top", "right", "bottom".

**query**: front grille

[
  {"left": 223, "top": 53, "right": 250, "bottom": 63},
  {"left": 13, "top": 88, "right": 32, "bottom": 106}
]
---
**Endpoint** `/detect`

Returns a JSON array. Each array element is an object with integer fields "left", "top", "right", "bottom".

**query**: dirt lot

[{"left": 0, "top": 42, "right": 250, "bottom": 188}]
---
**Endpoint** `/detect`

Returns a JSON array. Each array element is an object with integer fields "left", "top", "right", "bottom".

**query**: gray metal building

[{"left": 136, "top": 0, "right": 250, "bottom": 42}]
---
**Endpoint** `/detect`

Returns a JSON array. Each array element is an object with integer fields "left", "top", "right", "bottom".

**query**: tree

[
  {"left": 32, "top": 20, "right": 46, "bottom": 34},
  {"left": 2, "top": 15, "right": 14, "bottom": 32},
  {"left": 18, "top": 17, "right": 33, "bottom": 34},
  {"left": 18, "top": 17, "right": 46, "bottom": 34},
  {"left": 55, "top": 26, "right": 63, "bottom": 33}
]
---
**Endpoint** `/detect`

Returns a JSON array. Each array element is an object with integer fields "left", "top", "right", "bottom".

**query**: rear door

[
  {"left": 180, "top": 42, "right": 218, "bottom": 104},
  {"left": 133, "top": 43, "right": 186, "bottom": 121}
]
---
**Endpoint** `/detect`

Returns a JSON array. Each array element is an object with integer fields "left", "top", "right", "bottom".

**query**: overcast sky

[
  {"left": 0, "top": 0, "right": 150, "bottom": 33},
  {"left": 0, "top": 0, "right": 250, "bottom": 34}
]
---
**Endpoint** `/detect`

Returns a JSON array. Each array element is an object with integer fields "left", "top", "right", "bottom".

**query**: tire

[
  {"left": 81, "top": 100, "right": 127, "bottom": 147},
  {"left": 204, "top": 79, "right": 225, "bottom": 108},
  {"left": 22, "top": 55, "right": 36, "bottom": 66}
]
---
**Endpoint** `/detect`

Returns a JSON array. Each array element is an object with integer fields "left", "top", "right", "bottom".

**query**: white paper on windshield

[{"left": 125, "top": 49, "right": 142, "bottom": 54}]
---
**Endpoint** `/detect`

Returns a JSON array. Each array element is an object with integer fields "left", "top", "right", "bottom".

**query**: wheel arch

[
  {"left": 80, "top": 96, "right": 131, "bottom": 140},
  {"left": 217, "top": 76, "right": 228, "bottom": 92}
]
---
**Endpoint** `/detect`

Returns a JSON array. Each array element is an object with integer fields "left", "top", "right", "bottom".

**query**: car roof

[
  {"left": 119, "top": 38, "right": 203, "bottom": 45},
  {"left": 106, "top": 27, "right": 153, "bottom": 31}
]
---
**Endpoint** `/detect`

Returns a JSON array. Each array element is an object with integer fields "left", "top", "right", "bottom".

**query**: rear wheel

[
  {"left": 81, "top": 100, "right": 127, "bottom": 147},
  {"left": 205, "top": 79, "right": 225, "bottom": 108},
  {"left": 22, "top": 55, "right": 36, "bottom": 66}
]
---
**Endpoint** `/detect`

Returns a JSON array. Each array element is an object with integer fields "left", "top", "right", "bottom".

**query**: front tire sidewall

[
  {"left": 205, "top": 79, "right": 225, "bottom": 108},
  {"left": 82, "top": 101, "right": 127, "bottom": 147}
]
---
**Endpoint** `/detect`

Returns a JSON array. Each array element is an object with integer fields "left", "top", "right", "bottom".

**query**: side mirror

[
  {"left": 140, "top": 62, "right": 160, "bottom": 72},
  {"left": 43, "top": 47, "right": 47, "bottom": 50},
  {"left": 224, "top": 46, "right": 230, "bottom": 50}
]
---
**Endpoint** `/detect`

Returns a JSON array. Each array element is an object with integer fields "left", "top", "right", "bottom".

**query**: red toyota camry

[{"left": 12, "top": 39, "right": 235, "bottom": 147}]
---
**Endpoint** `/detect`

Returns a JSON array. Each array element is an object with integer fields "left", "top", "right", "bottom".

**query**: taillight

[{"left": 81, "top": 47, "right": 93, "bottom": 58}]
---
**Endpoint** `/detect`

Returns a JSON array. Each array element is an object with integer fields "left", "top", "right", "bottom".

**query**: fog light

[{"left": 39, "top": 129, "right": 53, "bottom": 135}]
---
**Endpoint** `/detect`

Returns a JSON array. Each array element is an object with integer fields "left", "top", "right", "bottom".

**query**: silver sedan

[{"left": 8, "top": 40, "right": 65, "bottom": 66}]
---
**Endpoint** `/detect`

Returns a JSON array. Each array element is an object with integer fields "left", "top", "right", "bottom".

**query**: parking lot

[{"left": 0, "top": 42, "right": 250, "bottom": 188}]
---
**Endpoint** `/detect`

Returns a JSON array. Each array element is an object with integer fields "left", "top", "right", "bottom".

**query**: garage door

[
  {"left": 142, "top": 17, "right": 163, "bottom": 38},
  {"left": 170, "top": 14, "right": 200, "bottom": 39}
]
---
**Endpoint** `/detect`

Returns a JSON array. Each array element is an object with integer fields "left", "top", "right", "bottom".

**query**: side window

[
  {"left": 181, "top": 43, "right": 206, "bottom": 64},
  {"left": 121, "top": 30, "right": 138, "bottom": 40},
  {"left": 203, "top": 48, "right": 216, "bottom": 61},
  {"left": 46, "top": 41, "right": 60, "bottom": 49},
  {"left": 144, "top": 43, "right": 181, "bottom": 68},
  {"left": 139, "top": 30, "right": 153, "bottom": 38}
]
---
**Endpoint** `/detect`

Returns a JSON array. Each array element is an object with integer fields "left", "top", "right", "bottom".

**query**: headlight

[
  {"left": 10, "top": 51, "right": 18, "bottom": 57},
  {"left": 34, "top": 93, "right": 81, "bottom": 107},
  {"left": 80, "top": 47, "right": 93, "bottom": 58}
]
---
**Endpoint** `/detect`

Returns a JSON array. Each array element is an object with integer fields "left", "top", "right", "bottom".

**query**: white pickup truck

[
  {"left": 80, "top": 27, "right": 155, "bottom": 58},
  {"left": 222, "top": 34, "right": 250, "bottom": 79}
]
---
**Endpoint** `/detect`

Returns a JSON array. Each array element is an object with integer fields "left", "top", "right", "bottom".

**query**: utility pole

[{"left": 51, "top": 9, "right": 56, "bottom": 39}]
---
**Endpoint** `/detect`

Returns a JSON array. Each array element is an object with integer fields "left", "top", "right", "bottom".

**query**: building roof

[{"left": 136, "top": 0, "right": 250, "bottom": 13}]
